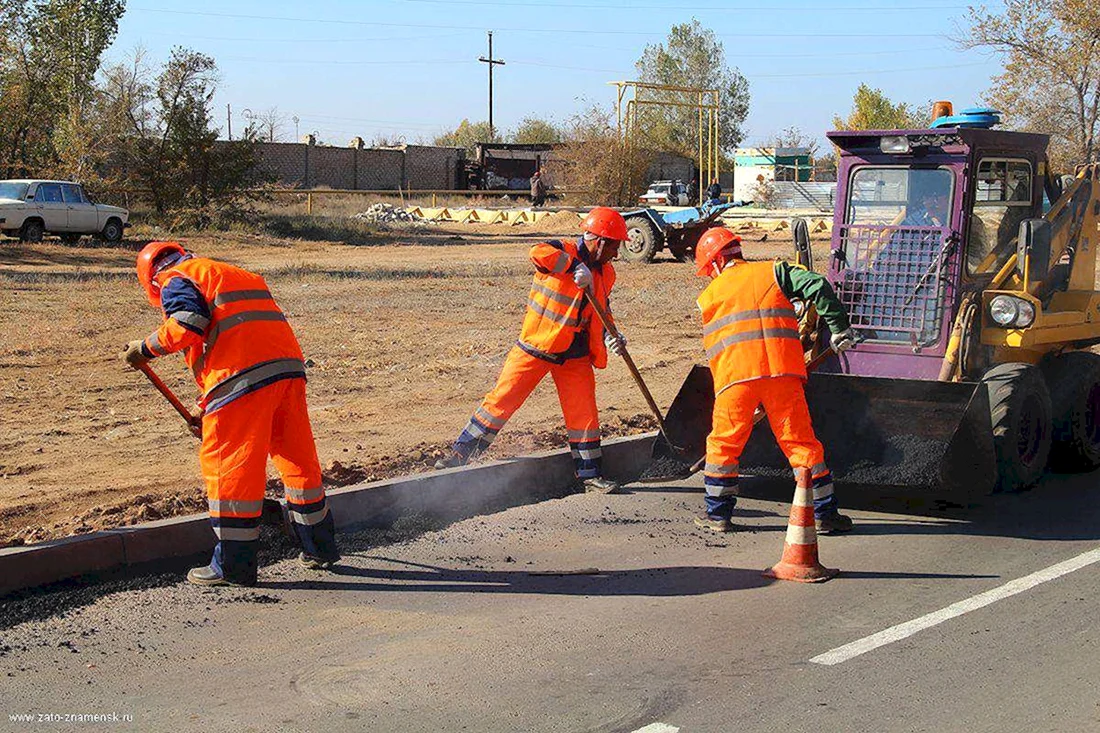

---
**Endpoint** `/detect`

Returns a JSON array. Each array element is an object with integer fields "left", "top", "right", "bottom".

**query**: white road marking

[
  {"left": 811, "top": 546, "right": 1100, "bottom": 666},
  {"left": 632, "top": 724, "right": 680, "bottom": 733}
]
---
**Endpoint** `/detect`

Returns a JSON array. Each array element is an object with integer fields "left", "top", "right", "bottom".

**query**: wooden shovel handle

[
  {"left": 583, "top": 288, "right": 676, "bottom": 446},
  {"left": 137, "top": 362, "right": 201, "bottom": 433}
]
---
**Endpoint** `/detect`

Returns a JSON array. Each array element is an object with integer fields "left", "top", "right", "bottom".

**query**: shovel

[
  {"left": 135, "top": 362, "right": 203, "bottom": 438},
  {"left": 583, "top": 288, "right": 690, "bottom": 462}
]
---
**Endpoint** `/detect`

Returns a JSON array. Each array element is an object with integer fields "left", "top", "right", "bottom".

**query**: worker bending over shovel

[
  {"left": 694, "top": 227, "right": 857, "bottom": 534},
  {"left": 435, "top": 207, "right": 629, "bottom": 494},
  {"left": 122, "top": 242, "right": 340, "bottom": 587}
]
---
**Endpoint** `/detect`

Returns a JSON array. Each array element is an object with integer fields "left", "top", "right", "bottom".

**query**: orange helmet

[
  {"left": 136, "top": 241, "right": 186, "bottom": 306},
  {"left": 581, "top": 206, "right": 628, "bottom": 242},
  {"left": 694, "top": 227, "right": 742, "bottom": 277}
]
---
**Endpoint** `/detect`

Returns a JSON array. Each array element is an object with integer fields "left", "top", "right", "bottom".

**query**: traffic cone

[{"left": 764, "top": 467, "right": 838, "bottom": 583}]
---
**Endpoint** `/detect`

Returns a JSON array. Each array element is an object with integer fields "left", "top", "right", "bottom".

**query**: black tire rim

[
  {"left": 1018, "top": 392, "right": 1045, "bottom": 465},
  {"left": 105, "top": 222, "right": 121, "bottom": 240}
]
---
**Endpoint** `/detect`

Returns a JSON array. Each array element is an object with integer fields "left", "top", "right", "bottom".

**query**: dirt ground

[{"left": 0, "top": 217, "right": 806, "bottom": 547}]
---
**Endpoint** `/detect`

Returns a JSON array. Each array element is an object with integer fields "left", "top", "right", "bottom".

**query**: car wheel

[
  {"left": 60, "top": 233, "right": 82, "bottom": 245},
  {"left": 101, "top": 218, "right": 123, "bottom": 243},
  {"left": 20, "top": 219, "right": 44, "bottom": 243}
]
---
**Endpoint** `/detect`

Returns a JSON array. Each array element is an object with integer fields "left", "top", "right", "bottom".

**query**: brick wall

[{"left": 251, "top": 139, "right": 461, "bottom": 190}]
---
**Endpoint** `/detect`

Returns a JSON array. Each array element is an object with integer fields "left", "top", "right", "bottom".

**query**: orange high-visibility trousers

[
  {"left": 453, "top": 346, "right": 601, "bottom": 477},
  {"left": 704, "top": 376, "right": 836, "bottom": 519},
  {"left": 199, "top": 378, "right": 337, "bottom": 582}
]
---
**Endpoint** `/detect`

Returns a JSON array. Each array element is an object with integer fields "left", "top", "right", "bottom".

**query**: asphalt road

[{"left": 3, "top": 471, "right": 1100, "bottom": 733}]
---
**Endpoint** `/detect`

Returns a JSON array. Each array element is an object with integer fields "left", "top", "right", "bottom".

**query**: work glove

[
  {"left": 121, "top": 340, "right": 150, "bottom": 368},
  {"left": 573, "top": 262, "right": 593, "bottom": 289},
  {"left": 604, "top": 330, "right": 627, "bottom": 357},
  {"left": 830, "top": 328, "right": 858, "bottom": 354}
]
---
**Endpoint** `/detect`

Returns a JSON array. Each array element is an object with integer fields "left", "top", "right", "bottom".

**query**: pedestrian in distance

[
  {"left": 122, "top": 242, "right": 341, "bottom": 587},
  {"left": 706, "top": 178, "right": 723, "bottom": 205},
  {"left": 434, "top": 207, "right": 630, "bottom": 494},
  {"left": 692, "top": 227, "right": 857, "bottom": 534},
  {"left": 530, "top": 170, "right": 548, "bottom": 208}
]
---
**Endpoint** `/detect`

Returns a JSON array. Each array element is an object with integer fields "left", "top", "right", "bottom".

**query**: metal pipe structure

[{"left": 608, "top": 81, "right": 720, "bottom": 202}]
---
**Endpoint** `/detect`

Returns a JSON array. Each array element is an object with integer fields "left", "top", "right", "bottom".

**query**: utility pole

[
  {"left": 226, "top": 103, "right": 232, "bottom": 141},
  {"left": 478, "top": 31, "right": 505, "bottom": 140}
]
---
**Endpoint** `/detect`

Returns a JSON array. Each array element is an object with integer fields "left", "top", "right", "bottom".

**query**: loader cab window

[
  {"left": 967, "top": 158, "right": 1033, "bottom": 275},
  {"left": 846, "top": 167, "right": 954, "bottom": 227},
  {"left": 841, "top": 167, "right": 955, "bottom": 346}
]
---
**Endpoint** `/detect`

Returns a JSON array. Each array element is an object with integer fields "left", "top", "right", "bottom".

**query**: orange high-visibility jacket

[
  {"left": 144, "top": 257, "right": 306, "bottom": 412},
  {"left": 698, "top": 260, "right": 805, "bottom": 394},
  {"left": 519, "top": 238, "right": 616, "bottom": 368}
]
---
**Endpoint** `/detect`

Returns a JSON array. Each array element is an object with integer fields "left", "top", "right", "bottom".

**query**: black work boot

[
  {"left": 187, "top": 565, "right": 254, "bottom": 587},
  {"left": 693, "top": 514, "right": 733, "bottom": 533},
  {"left": 582, "top": 476, "right": 622, "bottom": 494},
  {"left": 816, "top": 512, "right": 854, "bottom": 535},
  {"left": 434, "top": 449, "right": 470, "bottom": 470},
  {"left": 298, "top": 551, "right": 341, "bottom": 570}
]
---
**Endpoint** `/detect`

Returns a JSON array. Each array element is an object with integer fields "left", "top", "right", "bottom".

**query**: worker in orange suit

[
  {"left": 694, "top": 227, "right": 857, "bottom": 534},
  {"left": 121, "top": 242, "right": 340, "bottom": 587},
  {"left": 434, "top": 207, "right": 630, "bottom": 494}
]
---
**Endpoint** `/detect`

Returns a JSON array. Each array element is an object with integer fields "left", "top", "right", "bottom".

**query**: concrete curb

[{"left": 0, "top": 432, "right": 656, "bottom": 597}]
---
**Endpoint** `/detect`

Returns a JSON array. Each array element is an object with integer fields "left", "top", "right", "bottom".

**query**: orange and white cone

[{"left": 764, "top": 467, "right": 838, "bottom": 583}]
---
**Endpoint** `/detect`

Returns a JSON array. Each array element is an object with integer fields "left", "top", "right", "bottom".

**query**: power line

[
  {"left": 219, "top": 56, "right": 469, "bottom": 66},
  {"left": 405, "top": 0, "right": 966, "bottom": 10},
  {"left": 136, "top": 30, "right": 472, "bottom": 44},
  {"left": 508, "top": 58, "right": 990, "bottom": 78},
  {"left": 130, "top": 7, "right": 945, "bottom": 37}
]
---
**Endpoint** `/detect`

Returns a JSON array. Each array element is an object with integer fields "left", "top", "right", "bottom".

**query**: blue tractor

[{"left": 619, "top": 201, "right": 745, "bottom": 263}]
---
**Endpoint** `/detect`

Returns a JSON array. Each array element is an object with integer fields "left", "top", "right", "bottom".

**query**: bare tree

[
  {"left": 250, "top": 106, "right": 287, "bottom": 142},
  {"left": 959, "top": 0, "right": 1100, "bottom": 169}
]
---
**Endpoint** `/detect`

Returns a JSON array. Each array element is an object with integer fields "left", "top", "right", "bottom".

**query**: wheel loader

[{"left": 657, "top": 105, "right": 1100, "bottom": 497}]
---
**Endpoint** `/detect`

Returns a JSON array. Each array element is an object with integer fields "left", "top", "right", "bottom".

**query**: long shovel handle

[
  {"left": 136, "top": 363, "right": 201, "bottom": 435},
  {"left": 583, "top": 288, "right": 677, "bottom": 447}
]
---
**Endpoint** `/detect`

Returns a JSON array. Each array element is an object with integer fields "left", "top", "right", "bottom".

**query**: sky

[{"left": 107, "top": 0, "right": 1005, "bottom": 150}]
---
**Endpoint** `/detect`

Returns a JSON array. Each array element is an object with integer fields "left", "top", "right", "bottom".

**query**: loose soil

[{"left": 0, "top": 219, "right": 810, "bottom": 547}]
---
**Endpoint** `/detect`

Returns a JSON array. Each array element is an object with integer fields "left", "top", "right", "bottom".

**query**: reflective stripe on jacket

[
  {"left": 147, "top": 257, "right": 306, "bottom": 412},
  {"left": 518, "top": 238, "right": 616, "bottom": 369},
  {"left": 697, "top": 260, "right": 805, "bottom": 394}
]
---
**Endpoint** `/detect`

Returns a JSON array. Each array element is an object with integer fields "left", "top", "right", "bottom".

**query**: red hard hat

[
  {"left": 581, "top": 206, "right": 628, "bottom": 242},
  {"left": 136, "top": 241, "right": 186, "bottom": 306},
  {"left": 695, "top": 227, "right": 742, "bottom": 277}
]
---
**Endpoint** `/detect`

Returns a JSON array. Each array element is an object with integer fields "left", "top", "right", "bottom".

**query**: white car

[
  {"left": 638, "top": 180, "right": 690, "bottom": 206},
  {"left": 0, "top": 179, "right": 129, "bottom": 244}
]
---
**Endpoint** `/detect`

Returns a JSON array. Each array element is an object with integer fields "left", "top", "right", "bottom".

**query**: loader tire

[
  {"left": 622, "top": 216, "right": 661, "bottom": 263},
  {"left": 1041, "top": 351, "right": 1100, "bottom": 472},
  {"left": 983, "top": 362, "right": 1052, "bottom": 491}
]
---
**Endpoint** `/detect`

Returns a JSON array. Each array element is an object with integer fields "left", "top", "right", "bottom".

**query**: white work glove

[
  {"left": 604, "top": 331, "right": 626, "bottom": 356},
  {"left": 573, "top": 262, "right": 593, "bottom": 289},
  {"left": 830, "top": 328, "right": 858, "bottom": 353}
]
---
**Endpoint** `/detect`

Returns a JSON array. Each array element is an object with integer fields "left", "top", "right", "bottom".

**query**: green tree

[
  {"left": 634, "top": 19, "right": 750, "bottom": 156},
  {"left": 832, "top": 84, "right": 929, "bottom": 131},
  {"left": 0, "top": 0, "right": 126, "bottom": 179},
  {"left": 959, "top": 0, "right": 1100, "bottom": 170},
  {"left": 434, "top": 119, "right": 498, "bottom": 152},
  {"left": 509, "top": 116, "right": 562, "bottom": 145},
  {"left": 102, "top": 47, "right": 266, "bottom": 222}
]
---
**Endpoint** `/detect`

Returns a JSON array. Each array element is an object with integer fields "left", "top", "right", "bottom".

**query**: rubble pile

[{"left": 352, "top": 203, "right": 423, "bottom": 225}]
